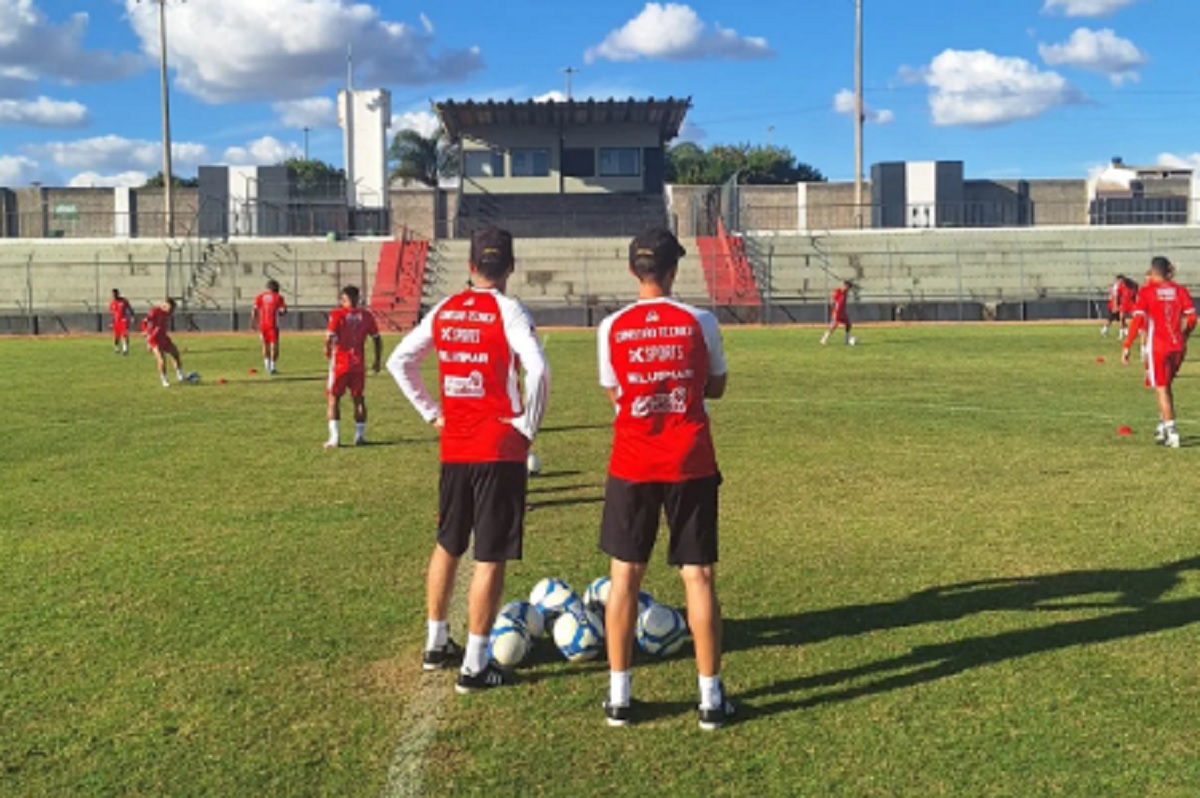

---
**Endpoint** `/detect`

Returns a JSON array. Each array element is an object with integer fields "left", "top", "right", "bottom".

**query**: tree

[
  {"left": 142, "top": 172, "right": 199, "bottom": 188},
  {"left": 388, "top": 127, "right": 458, "bottom": 188},
  {"left": 666, "top": 143, "right": 824, "bottom": 185},
  {"left": 282, "top": 158, "right": 344, "bottom": 192}
]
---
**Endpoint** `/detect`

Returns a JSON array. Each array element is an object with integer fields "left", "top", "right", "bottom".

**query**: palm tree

[{"left": 388, "top": 127, "right": 458, "bottom": 188}]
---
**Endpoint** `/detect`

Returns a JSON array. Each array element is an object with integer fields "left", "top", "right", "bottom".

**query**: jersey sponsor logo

[
  {"left": 438, "top": 309, "right": 497, "bottom": 323},
  {"left": 646, "top": 310, "right": 659, "bottom": 323},
  {"left": 439, "top": 350, "right": 490, "bottom": 364},
  {"left": 443, "top": 370, "right": 485, "bottom": 398},
  {"left": 630, "top": 387, "right": 689, "bottom": 418},
  {"left": 440, "top": 326, "right": 482, "bottom": 344},
  {"left": 628, "top": 344, "right": 685, "bottom": 364},
  {"left": 627, "top": 368, "right": 694, "bottom": 385},
  {"left": 614, "top": 325, "right": 694, "bottom": 344}
]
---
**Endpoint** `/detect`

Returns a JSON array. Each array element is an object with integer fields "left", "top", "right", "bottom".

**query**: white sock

[
  {"left": 463, "top": 633, "right": 490, "bottom": 675},
  {"left": 845, "top": 332, "right": 852, "bottom": 343},
  {"left": 264, "top": 358, "right": 271, "bottom": 371},
  {"left": 327, "top": 419, "right": 339, "bottom": 442},
  {"left": 426, "top": 620, "right": 449, "bottom": 651},
  {"left": 1166, "top": 420, "right": 1178, "bottom": 433},
  {"left": 175, "top": 368, "right": 185, "bottom": 382},
  {"left": 355, "top": 422, "right": 366, "bottom": 440},
  {"left": 699, "top": 674, "right": 723, "bottom": 710},
  {"left": 609, "top": 671, "right": 631, "bottom": 707},
  {"left": 160, "top": 375, "right": 170, "bottom": 387}
]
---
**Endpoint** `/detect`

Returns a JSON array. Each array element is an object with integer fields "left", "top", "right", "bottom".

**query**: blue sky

[{"left": 0, "top": 0, "right": 1196, "bottom": 187}]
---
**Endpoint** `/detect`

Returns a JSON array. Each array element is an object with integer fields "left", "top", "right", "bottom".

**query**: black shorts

[
  {"left": 439, "top": 462, "right": 527, "bottom": 563},
  {"left": 599, "top": 473, "right": 721, "bottom": 566}
]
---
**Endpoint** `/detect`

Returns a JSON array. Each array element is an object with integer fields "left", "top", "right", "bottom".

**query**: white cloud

[
  {"left": 0, "top": 96, "right": 87, "bottom": 127},
  {"left": 906, "top": 49, "right": 1081, "bottom": 127},
  {"left": 532, "top": 90, "right": 568, "bottom": 103},
  {"left": 0, "top": 0, "right": 141, "bottom": 93},
  {"left": 389, "top": 109, "right": 440, "bottom": 138},
  {"left": 222, "top": 136, "right": 302, "bottom": 166},
  {"left": 1038, "top": 28, "right": 1146, "bottom": 84},
  {"left": 678, "top": 120, "right": 706, "bottom": 143},
  {"left": 833, "top": 89, "right": 895, "bottom": 124},
  {"left": 123, "top": 0, "right": 482, "bottom": 103},
  {"left": 67, "top": 170, "right": 150, "bottom": 188},
  {"left": 1042, "top": 0, "right": 1141, "bottom": 17},
  {"left": 0, "top": 154, "right": 40, "bottom": 185},
  {"left": 273, "top": 96, "right": 337, "bottom": 129},
  {"left": 27, "top": 135, "right": 210, "bottom": 173},
  {"left": 1157, "top": 153, "right": 1200, "bottom": 171},
  {"left": 585, "top": 3, "right": 773, "bottom": 63}
]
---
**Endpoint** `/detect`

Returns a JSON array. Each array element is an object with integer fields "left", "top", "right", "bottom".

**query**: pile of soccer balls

[{"left": 489, "top": 576, "right": 690, "bottom": 670}]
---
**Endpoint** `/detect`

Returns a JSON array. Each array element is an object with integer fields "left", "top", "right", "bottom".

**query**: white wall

[
  {"left": 905, "top": 161, "right": 937, "bottom": 228},
  {"left": 339, "top": 89, "right": 392, "bottom": 209}
]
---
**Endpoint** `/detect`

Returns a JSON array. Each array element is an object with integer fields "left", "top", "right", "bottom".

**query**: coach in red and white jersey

[
  {"left": 1123, "top": 256, "right": 1197, "bottom": 448},
  {"left": 388, "top": 227, "right": 549, "bottom": 694},
  {"left": 596, "top": 227, "right": 733, "bottom": 730}
]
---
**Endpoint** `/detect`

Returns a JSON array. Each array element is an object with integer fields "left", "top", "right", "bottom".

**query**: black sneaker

[
  {"left": 455, "top": 661, "right": 512, "bottom": 694},
  {"left": 603, "top": 700, "right": 633, "bottom": 728},
  {"left": 698, "top": 698, "right": 737, "bottom": 731},
  {"left": 422, "top": 638, "right": 464, "bottom": 672}
]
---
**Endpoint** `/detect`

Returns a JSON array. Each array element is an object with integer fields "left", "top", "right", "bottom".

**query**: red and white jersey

[
  {"left": 1108, "top": 280, "right": 1123, "bottom": 311},
  {"left": 254, "top": 291, "right": 286, "bottom": 330},
  {"left": 1126, "top": 280, "right": 1197, "bottom": 355},
  {"left": 327, "top": 307, "right": 379, "bottom": 372},
  {"left": 831, "top": 287, "right": 848, "bottom": 316},
  {"left": 388, "top": 287, "right": 549, "bottom": 464},
  {"left": 109, "top": 297, "right": 132, "bottom": 325},
  {"left": 598, "top": 298, "right": 726, "bottom": 483},
  {"left": 143, "top": 306, "right": 169, "bottom": 337}
]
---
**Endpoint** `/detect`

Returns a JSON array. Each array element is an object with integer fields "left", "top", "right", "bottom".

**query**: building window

[
  {"left": 599, "top": 148, "right": 641, "bottom": 177},
  {"left": 464, "top": 149, "right": 504, "bottom": 178},
  {"left": 563, "top": 148, "right": 596, "bottom": 178},
  {"left": 511, "top": 149, "right": 550, "bottom": 177}
]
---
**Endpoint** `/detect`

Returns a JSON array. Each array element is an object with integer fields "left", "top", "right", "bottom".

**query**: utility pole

[
  {"left": 139, "top": 0, "right": 178, "bottom": 238},
  {"left": 767, "top": 125, "right": 775, "bottom": 148},
  {"left": 303, "top": 127, "right": 311, "bottom": 161},
  {"left": 562, "top": 67, "right": 578, "bottom": 100},
  {"left": 854, "top": 0, "right": 865, "bottom": 229}
]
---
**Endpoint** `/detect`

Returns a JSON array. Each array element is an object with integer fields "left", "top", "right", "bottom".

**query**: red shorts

[
  {"left": 1120, "top": 302, "right": 1136, "bottom": 316},
  {"left": 148, "top": 332, "right": 174, "bottom": 352},
  {"left": 260, "top": 327, "right": 279, "bottom": 345},
  {"left": 834, "top": 312, "right": 850, "bottom": 327},
  {"left": 1145, "top": 349, "right": 1184, "bottom": 389},
  {"left": 113, "top": 321, "right": 129, "bottom": 337},
  {"left": 328, "top": 367, "right": 365, "bottom": 398}
]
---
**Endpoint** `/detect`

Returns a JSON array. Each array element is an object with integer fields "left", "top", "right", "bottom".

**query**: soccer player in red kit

[
  {"left": 820, "top": 280, "right": 856, "bottom": 346},
  {"left": 251, "top": 279, "right": 287, "bottom": 374},
  {"left": 324, "top": 285, "right": 381, "bottom": 448},
  {"left": 109, "top": 288, "right": 134, "bottom": 355},
  {"left": 142, "top": 298, "right": 186, "bottom": 387},
  {"left": 388, "top": 227, "right": 549, "bottom": 693},
  {"left": 1122, "top": 257, "right": 1196, "bottom": 448},
  {"left": 597, "top": 228, "right": 733, "bottom": 730}
]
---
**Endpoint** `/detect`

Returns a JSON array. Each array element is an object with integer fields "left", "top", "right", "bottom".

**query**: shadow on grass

[
  {"left": 539, "top": 424, "right": 610, "bottom": 434},
  {"left": 531, "top": 469, "right": 583, "bottom": 480},
  {"left": 728, "top": 555, "right": 1200, "bottom": 719},
  {"left": 528, "top": 483, "right": 598, "bottom": 496},
  {"left": 527, "top": 496, "right": 604, "bottom": 511}
]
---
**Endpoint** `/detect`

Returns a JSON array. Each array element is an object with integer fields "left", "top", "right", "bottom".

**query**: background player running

[
  {"left": 251, "top": 279, "right": 288, "bottom": 375},
  {"left": 389, "top": 227, "right": 549, "bottom": 693},
  {"left": 597, "top": 227, "right": 734, "bottom": 730},
  {"left": 1102, "top": 274, "right": 1138, "bottom": 339},
  {"left": 141, "top": 298, "right": 186, "bottom": 387},
  {"left": 324, "top": 286, "right": 381, "bottom": 448},
  {"left": 820, "top": 280, "right": 856, "bottom": 346},
  {"left": 109, "top": 288, "right": 134, "bottom": 355},
  {"left": 1122, "top": 257, "right": 1196, "bottom": 448}
]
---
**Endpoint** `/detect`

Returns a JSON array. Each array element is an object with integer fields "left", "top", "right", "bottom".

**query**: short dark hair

[
  {"left": 166, "top": 298, "right": 177, "bottom": 309},
  {"left": 470, "top": 227, "right": 515, "bottom": 281},
  {"left": 267, "top": 279, "right": 280, "bottom": 292},
  {"left": 1150, "top": 256, "right": 1172, "bottom": 278},
  {"left": 341, "top": 285, "right": 361, "bottom": 305},
  {"left": 629, "top": 227, "right": 686, "bottom": 283},
  {"left": 111, "top": 288, "right": 120, "bottom": 298}
]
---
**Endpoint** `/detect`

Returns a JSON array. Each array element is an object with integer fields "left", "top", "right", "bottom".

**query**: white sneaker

[
  {"left": 1100, "top": 326, "right": 1109, "bottom": 337},
  {"left": 819, "top": 336, "right": 829, "bottom": 346},
  {"left": 1165, "top": 432, "right": 1181, "bottom": 449},
  {"left": 323, "top": 439, "right": 339, "bottom": 449},
  {"left": 1155, "top": 425, "right": 1167, "bottom": 444}
]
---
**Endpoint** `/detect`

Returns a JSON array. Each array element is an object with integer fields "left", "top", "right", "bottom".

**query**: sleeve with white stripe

[
  {"left": 597, "top": 313, "right": 618, "bottom": 389},
  {"left": 386, "top": 300, "right": 445, "bottom": 423},
  {"left": 500, "top": 296, "right": 550, "bottom": 441}
]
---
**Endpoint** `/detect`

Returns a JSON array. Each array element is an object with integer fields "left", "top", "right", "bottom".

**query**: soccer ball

[
  {"left": 848, "top": 337, "right": 858, "bottom": 347},
  {"left": 498, "top": 600, "right": 546, "bottom": 638},
  {"left": 636, "top": 603, "right": 689, "bottom": 657},
  {"left": 489, "top": 619, "right": 532, "bottom": 669},
  {"left": 583, "top": 577, "right": 611, "bottom": 612},
  {"left": 552, "top": 608, "right": 603, "bottom": 662},
  {"left": 638, "top": 591, "right": 657, "bottom": 615},
  {"left": 526, "top": 452, "right": 542, "bottom": 475},
  {"left": 186, "top": 371, "right": 200, "bottom": 382},
  {"left": 530, "top": 577, "right": 580, "bottom": 618}
]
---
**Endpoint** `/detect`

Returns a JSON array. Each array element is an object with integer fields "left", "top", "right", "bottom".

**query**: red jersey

[
  {"left": 388, "top": 288, "right": 549, "bottom": 464},
  {"left": 109, "top": 297, "right": 133, "bottom": 326},
  {"left": 598, "top": 298, "right": 726, "bottom": 483},
  {"left": 327, "top": 307, "right": 379, "bottom": 372},
  {"left": 831, "top": 287, "right": 848, "bottom": 317},
  {"left": 254, "top": 291, "right": 286, "bottom": 331},
  {"left": 1126, "top": 280, "right": 1197, "bottom": 355},
  {"left": 143, "top": 306, "right": 170, "bottom": 337}
]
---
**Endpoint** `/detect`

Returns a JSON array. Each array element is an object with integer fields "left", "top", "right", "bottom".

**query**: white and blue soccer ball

[
  {"left": 489, "top": 619, "right": 532, "bottom": 669},
  {"left": 553, "top": 608, "right": 603, "bottom": 662},
  {"left": 636, "top": 603, "right": 689, "bottom": 657},
  {"left": 498, "top": 599, "right": 546, "bottom": 639},
  {"left": 185, "top": 371, "right": 200, "bottom": 383},
  {"left": 530, "top": 577, "right": 580, "bottom": 618},
  {"left": 638, "top": 591, "right": 657, "bottom": 615},
  {"left": 583, "top": 577, "right": 611, "bottom": 612}
]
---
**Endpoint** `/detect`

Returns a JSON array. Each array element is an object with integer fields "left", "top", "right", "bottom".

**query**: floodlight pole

[
  {"left": 854, "top": 0, "right": 864, "bottom": 229},
  {"left": 156, "top": 0, "right": 175, "bottom": 238},
  {"left": 562, "top": 67, "right": 577, "bottom": 100},
  {"left": 303, "top": 127, "right": 311, "bottom": 160}
]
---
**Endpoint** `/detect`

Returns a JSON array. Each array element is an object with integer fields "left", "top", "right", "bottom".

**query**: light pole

[
  {"left": 139, "top": 0, "right": 177, "bottom": 238},
  {"left": 303, "top": 126, "right": 311, "bottom": 160},
  {"left": 562, "top": 67, "right": 577, "bottom": 100},
  {"left": 854, "top": 0, "right": 865, "bottom": 229}
]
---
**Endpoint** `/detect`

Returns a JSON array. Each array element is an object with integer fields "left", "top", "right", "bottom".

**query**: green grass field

[{"left": 4, "top": 324, "right": 1200, "bottom": 797}]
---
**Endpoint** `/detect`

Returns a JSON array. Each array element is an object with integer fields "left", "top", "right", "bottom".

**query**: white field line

[{"left": 380, "top": 554, "right": 473, "bottom": 798}]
